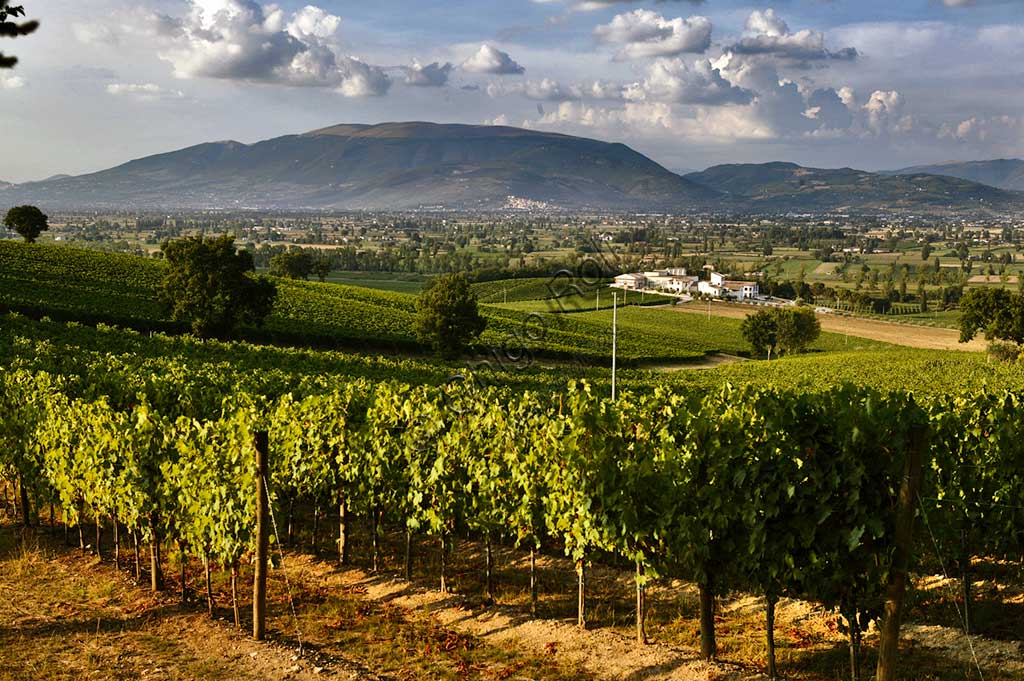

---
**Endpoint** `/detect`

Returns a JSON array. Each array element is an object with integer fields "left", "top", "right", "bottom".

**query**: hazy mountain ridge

[
  {"left": 883, "top": 159, "right": 1024, "bottom": 192},
  {"left": 685, "top": 161, "right": 1022, "bottom": 212},
  {"left": 3, "top": 123, "right": 1024, "bottom": 213},
  {"left": 0, "top": 122, "right": 718, "bottom": 211}
]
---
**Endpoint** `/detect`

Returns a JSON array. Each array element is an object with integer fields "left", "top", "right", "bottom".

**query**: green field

[{"left": 306, "top": 270, "right": 430, "bottom": 294}]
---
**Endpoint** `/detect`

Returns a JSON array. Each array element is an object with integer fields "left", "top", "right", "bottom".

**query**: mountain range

[
  {"left": 3, "top": 122, "right": 1023, "bottom": 214},
  {"left": 883, "top": 159, "right": 1024, "bottom": 192},
  {"left": 0, "top": 122, "right": 715, "bottom": 211},
  {"left": 684, "top": 162, "right": 1017, "bottom": 212}
]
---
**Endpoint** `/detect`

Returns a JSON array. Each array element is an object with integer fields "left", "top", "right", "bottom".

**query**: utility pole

[
  {"left": 253, "top": 431, "right": 269, "bottom": 641},
  {"left": 612, "top": 292, "right": 618, "bottom": 401}
]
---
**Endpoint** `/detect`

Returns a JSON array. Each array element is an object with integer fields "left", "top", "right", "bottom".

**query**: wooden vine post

[
  {"left": 875, "top": 420, "right": 929, "bottom": 681},
  {"left": 253, "top": 430, "right": 270, "bottom": 641}
]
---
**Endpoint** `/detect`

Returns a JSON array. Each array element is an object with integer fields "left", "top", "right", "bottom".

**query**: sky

[{"left": 2, "top": 0, "right": 1024, "bottom": 182}]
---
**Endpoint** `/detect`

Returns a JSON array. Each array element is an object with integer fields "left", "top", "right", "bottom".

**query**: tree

[
  {"left": 0, "top": 1, "right": 38, "bottom": 69},
  {"left": 3, "top": 204, "right": 47, "bottom": 242},
  {"left": 312, "top": 253, "right": 333, "bottom": 282},
  {"left": 159, "top": 234, "right": 277, "bottom": 338},
  {"left": 959, "top": 287, "right": 1024, "bottom": 344},
  {"left": 414, "top": 273, "right": 486, "bottom": 356},
  {"left": 741, "top": 307, "right": 820, "bottom": 359},
  {"left": 740, "top": 309, "right": 780, "bottom": 359},
  {"left": 269, "top": 249, "right": 314, "bottom": 280},
  {"left": 921, "top": 243, "right": 933, "bottom": 261},
  {"left": 776, "top": 307, "right": 821, "bottom": 354}
]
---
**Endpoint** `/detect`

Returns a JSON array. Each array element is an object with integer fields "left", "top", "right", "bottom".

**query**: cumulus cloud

[
  {"left": 594, "top": 10, "right": 712, "bottom": 60},
  {"left": 623, "top": 58, "right": 753, "bottom": 105},
  {"left": 286, "top": 5, "right": 342, "bottom": 39},
  {"left": 939, "top": 115, "right": 1023, "bottom": 143},
  {"left": 462, "top": 45, "right": 526, "bottom": 74},
  {"left": 403, "top": 61, "right": 454, "bottom": 87},
  {"left": 729, "top": 9, "right": 857, "bottom": 62},
  {"left": 106, "top": 82, "right": 185, "bottom": 100},
  {"left": 147, "top": 0, "right": 390, "bottom": 96},
  {"left": 864, "top": 90, "right": 909, "bottom": 134}
]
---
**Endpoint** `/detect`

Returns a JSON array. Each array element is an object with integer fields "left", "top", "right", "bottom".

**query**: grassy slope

[{"left": 2, "top": 241, "right": 888, "bottom": 365}]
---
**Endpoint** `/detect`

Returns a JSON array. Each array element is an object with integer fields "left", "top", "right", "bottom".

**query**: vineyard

[
  {"left": 0, "top": 241, "right": 900, "bottom": 365},
  {"left": 3, "top": 345, "right": 1023, "bottom": 678}
]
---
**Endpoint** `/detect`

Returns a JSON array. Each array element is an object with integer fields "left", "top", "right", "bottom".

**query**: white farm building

[
  {"left": 612, "top": 269, "right": 699, "bottom": 294},
  {"left": 697, "top": 271, "right": 760, "bottom": 299}
]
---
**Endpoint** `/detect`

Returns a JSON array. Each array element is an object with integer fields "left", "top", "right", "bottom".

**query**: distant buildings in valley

[{"left": 612, "top": 267, "right": 761, "bottom": 300}]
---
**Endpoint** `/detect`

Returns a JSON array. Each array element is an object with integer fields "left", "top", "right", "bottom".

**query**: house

[
  {"left": 698, "top": 270, "right": 760, "bottom": 299},
  {"left": 613, "top": 273, "right": 648, "bottom": 290},
  {"left": 644, "top": 269, "right": 699, "bottom": 294},
  {"left": 613, "top": 269, "right": 698, "bottom": 295}
]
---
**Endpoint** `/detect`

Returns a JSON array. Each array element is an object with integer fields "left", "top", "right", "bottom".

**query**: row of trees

[{"left": 4, "top": 367, "right": 1019, "bottom": 680}]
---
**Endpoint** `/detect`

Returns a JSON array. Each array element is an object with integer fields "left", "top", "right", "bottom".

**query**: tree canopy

[
  {"left": 269, "top": 249, "right": 314, "bottom": 280},
  {"left": 159, "top": 234, "right": 277, "bottom": 338},
  {"left": 1, "top": 2, "right": 38, "bottom": 69},
  {"left": 959, "top": 287, "right": 1024, "bottom": 344},
  {"left": 3, "top": 204, "right": 48, "bottom": 243},
  {"left": 741, "top": 307, "right": 821, "bottom": 359},
  {"left": 414, "top": 273, "right": 486, "bottom": 356}
]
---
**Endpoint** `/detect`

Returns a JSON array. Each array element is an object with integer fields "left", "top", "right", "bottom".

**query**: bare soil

[{"left": 671, "top": 302, "right": 988, "bottom": 352}]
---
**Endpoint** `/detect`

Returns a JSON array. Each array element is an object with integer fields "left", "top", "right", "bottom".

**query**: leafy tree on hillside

[
  {"left": 740, "top": 309, "right": 780, "bottom": 359},
  {"left": 159, "top": 235, "right": 277, "bottom": 338},
  {"left": 0, "top": 1, "right": 38, "bottom": 69},
  {"left": 414, "top": 273, "right": 486, "bottom": 356},
  {"left": 959, "top": 287, "right": 1024, "bottom": 344},
  {"left": 269, "top": 249, "right": 314, "bottom": 280},
  {"left": 776, "top": 307, "right": 821, "bottom": 354},
  {"left": 3, "top": 204, "right": 47, "bottom": 242},
  {"left": 312, "top": 253, "right": 333, "bottom": 282},
  {"left": 741, "top": 307, "right": 821, "bottom": 359}
]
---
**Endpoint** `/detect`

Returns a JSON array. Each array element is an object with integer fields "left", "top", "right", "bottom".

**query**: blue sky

[{"left": 3, "top": 0, "right": 1024, "bottom": 181}]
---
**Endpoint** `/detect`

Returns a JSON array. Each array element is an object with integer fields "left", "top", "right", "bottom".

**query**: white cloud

[
  {"left": 0, "top": 74, "right": 26, "bottom": 90},
  {"left": 594, "top": 10, "right": 711, "bottom": 60},
  {"left": 730, "top": 9, "right": 857, "bottom": 62},
  {"left": 72, "top": 22, "right": 122, "bottom": 46},
  {"left": 745, "top": 9, "right": 789, "bottom": 38},
  {"left": 286, "top": 5, "right": 341, "bottom": 39},
  {"left": 147, "top": 0, "right": 390, "bottom": 96},
  {"left": 939, "top": 115, "right": 1024, "bottom": 143},
  {"left": 462, "top": 45, "right": 525, "bottom": 74},
  {"left": 489, "top": 77, "right": 627, "bottom": 101},
  {"left": 623, "top": 58, "right": 752, "bottom": 105},
  {"left": 864, "top": 90, "right": 907, "bottom": 134},
  {"left": 105, "top": 82, "right": 185, "bottom": 100},
  {"left": 404, "top": 61, "right": 454, "bottom": 87}
]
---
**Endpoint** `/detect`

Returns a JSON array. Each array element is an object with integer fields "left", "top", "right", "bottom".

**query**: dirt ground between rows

[
  {"left": 286, "top": 551, "right": 761, "bottom": 681},
  {"left": 671, "top": 302, "right": 988, "bottom": 352}
]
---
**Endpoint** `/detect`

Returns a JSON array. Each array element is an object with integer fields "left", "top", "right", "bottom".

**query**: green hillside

[{"left": 0, "top": 240, "right": 892, "bottom": 365}]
